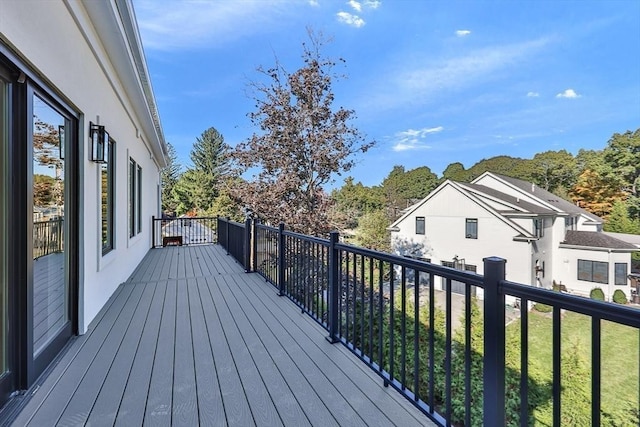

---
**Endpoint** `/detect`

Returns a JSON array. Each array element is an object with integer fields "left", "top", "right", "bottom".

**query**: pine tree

[{"left": 161, "top": 142, "right": 181, "bottom": 214}]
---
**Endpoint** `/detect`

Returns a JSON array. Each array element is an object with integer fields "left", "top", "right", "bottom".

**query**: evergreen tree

[
  {"left": 190, "top": 127, "right": 230, "bottom": 180},
  {"left": 161, "top": 142, "right": 181, "bottom": 214}
]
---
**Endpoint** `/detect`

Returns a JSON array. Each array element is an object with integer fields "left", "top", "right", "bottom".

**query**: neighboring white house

[
  {"left": 1, "top": 0, "right": 166, "bottom": 405},
  {"left": 389, "top": 172, "right": 637, "bottom": 301}
]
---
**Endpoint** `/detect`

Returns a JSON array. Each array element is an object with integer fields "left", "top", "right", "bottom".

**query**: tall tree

[
  {"left": 171, "top": 169, "right": 215, "bottom": 216},
  {"left": 604, "top": 199, "right": 640, "bottom": 234},
  {"left": 570, "top": 169, "right": 624, "bottom": 218},
  {"left": 161, "top": 142, "right": 181, "bottom": 214},
  {"left": 232, "top": 30, "right": 373, "bottom": 235},
  {"left": 530, "top": 149, "right": 577, "bottom": 193},
  {"left": 382, "top": 165, "right": 437, "bottom": 218},
  {"left": 190, "top": 127, "right": 230, "bottom": 180},
  {"left": 601, "top": 129, "right": 640, "bottom": 220}
]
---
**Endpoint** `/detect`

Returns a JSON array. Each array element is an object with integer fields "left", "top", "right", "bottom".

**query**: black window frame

[
  {"left": 577, "top": 259, "right": 609, "bottom": 284},
  {"left": 101, "top": 138, "right": 115, "bottom": 254},
  {"left": 465, "top": 218, "right": 478, "bottom": 239},
  {"left": 128, "top": 157, "right": 142, "bottom": 238},
  {"left": 415, "top": 216, "right": 425, "bottom": 235},
  {"left": 614, "top": 263, "right": 627, "bottom": 286}
]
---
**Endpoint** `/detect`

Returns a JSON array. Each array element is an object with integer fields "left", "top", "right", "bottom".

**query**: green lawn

[{"left": 506, "top": 310, "right": 639, "bottom": 426}]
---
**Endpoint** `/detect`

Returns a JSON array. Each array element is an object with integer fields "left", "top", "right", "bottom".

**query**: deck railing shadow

[{"left": 216, "top": 217, "right": 640, "bottom": 426}]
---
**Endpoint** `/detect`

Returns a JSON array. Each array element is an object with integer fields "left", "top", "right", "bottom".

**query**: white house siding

[
  {"left": 473, "top": 174, "right": 549, "bottom": 210},
  {"left": 1, "top": 1, "right": 164, "bottom": 331},
  {"left": 555, "top": 247, "right": 632, "bottom": 300},
  {"left": 391, "top": 184, "right": 533, "bottom": 290}
]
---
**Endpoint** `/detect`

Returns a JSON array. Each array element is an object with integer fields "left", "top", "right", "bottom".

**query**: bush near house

[
  {"left": 612, "top": 289, "right": 628, "bottom": 304},
  {"left": 590, "top": 287, "right": 605, "bottom": 301}
]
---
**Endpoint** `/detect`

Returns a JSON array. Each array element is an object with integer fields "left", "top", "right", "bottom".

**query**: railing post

[
  {"left": 225, "top": 217, "right": 230, "bottom": 255},
  {"left": 244, "top": 217, "right": 252, "bottom": 273},
  {"left": 326, "top": 231, "right": 339, "bottom": 344},
  {"left": 277, "top": 223, "right": 285, "bottom": 296},
  {"left": 152, "top": 215, "right": 156, "bottom": 249},
  {"left": 483, "top": 256, "right": 506, "bottom": 427},
  {"left": 252, "top": 218, "right": 258, "bottom": 272}
]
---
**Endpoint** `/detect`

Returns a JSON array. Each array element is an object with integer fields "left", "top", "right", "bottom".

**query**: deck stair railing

[{"left": 218, "top": 217, "right": 640, "bottom": 426}]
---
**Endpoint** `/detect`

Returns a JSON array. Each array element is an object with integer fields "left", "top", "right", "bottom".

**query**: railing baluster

[
  {"left": 445, "top": 278, "right": 452, "bottom": 425},
  {"left": 553, "top": 307, "right": 561, "bottom": 426},
  {"left": 592, "top": 316, "right": 601, "bottom": 427},
  {"left": 414, "top": 269, "right": 420, "bottom": 402},
  {"left": 277, "top": 223, "right": 285, "bottom": 296},
  {"left": 327, "top": 231, "right": 339, "bottom": 343},
  {"left": 465, "top": 283, "right": 471, "bottom": 427},
  {"left": 401, "top": 265, "right": 407, "bottom": 389},
  {"left": 520, "top": 297, "right": 529, "bottom": 427},
  {"left": 428, "top": 272, "right": 435, "bottom": 412}
]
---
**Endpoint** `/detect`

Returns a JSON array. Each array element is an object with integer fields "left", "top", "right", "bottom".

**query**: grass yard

[{"left": 506, "top": 310, "right": 639, "bottom": 426}]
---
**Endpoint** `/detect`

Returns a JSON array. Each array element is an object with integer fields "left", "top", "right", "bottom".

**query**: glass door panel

[{"left": 32, "top": 95, "right": 68, "bottom": 357}]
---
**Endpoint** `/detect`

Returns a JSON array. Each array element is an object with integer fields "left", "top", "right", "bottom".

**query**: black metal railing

[
  {"left": 151, "top": 216, "right": 216, "bottom": 248},
  {"left": 225, "top": 219, "right": 640, "bottom": 426},
  {"left": 217, "top": 217, "right": 251, "bottom": 271},
  {"left": 33, "top": 218, "right": 64, "bottom": 259}
]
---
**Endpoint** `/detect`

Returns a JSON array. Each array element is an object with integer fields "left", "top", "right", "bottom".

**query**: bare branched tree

[{"left": 232, "top": 29, "right": 374, "bottom": 236}]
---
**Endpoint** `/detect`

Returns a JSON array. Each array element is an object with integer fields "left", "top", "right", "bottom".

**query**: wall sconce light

[{"left": 90, "top": 121, "right": 109, "bottom": 163}]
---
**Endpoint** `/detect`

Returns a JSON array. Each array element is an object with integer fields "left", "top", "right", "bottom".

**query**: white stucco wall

[
  {"left": 555, "top": 247, "right": 632, "bottom": 300},
  {"left": 1, "top": 1, "right": 163, "bottom": 331},
  {"left": 391, "top": 184, "right": 533, "bottom": 288}
]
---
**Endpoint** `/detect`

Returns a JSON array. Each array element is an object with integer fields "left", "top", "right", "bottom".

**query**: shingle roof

[
  {"left": 489, "top": 173, "right": 602, "bottom": 222},
  {"left": 460, "top": 183, "right": 555, "bottom": 215},
  {"left": 562, "top": 231, "right": 638, "bottom": 250}
]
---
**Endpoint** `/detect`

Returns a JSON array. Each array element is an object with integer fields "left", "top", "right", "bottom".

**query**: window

[
  {"left": 615, "top": 263, "right": 628, "bottom": 286},
  {"left": 465, "top": 218, "right": 477, "bottom": 239},
  {"left": 101, "top": 138, "right": 115, "bottom": 254},
  {"left": 129, "top": 158, "right": 142, "bottom": 237},
  {"left": 415, "top": 216, "right": 425, "bottom": 235},
  {"left": 577, "top": 259, "right": 608, "bottom": 284},
  {"left": 565, "top": 216, "right": 576, "bottom": 231},
  {"left": 534, "top": 218, "right": 544, "bottom": 238}
]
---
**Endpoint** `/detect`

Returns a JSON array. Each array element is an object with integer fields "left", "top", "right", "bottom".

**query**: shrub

[
  {"left": 590, "top": 287, "right": 605, "bottom": 301},
  {"left": 612, "top": 289, "right": 628, "bottom": 304},
  {"left": 533, "top": 303, "right": 553, "bottom": 313}
]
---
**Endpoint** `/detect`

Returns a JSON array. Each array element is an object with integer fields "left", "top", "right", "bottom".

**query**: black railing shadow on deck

[{"left": 216, "top": 217, "right": 640, "bottom": 426}]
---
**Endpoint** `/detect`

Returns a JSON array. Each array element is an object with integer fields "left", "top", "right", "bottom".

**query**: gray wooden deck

[{"left": 12, "top": 245, "right": 433, "bottom": 427}]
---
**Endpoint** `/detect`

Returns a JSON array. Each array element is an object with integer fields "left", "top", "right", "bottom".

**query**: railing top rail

[
  {"left": 282, "top": 230, "right": 330, "bottom": 246},
  {"left": 335, "top": 241, "right": 485, "bottom": 287},
  {"left": 502, "top": 279, "right": 640, "bottom": 328},
  {"left": 221, "top": 219, "right": 246, "bottom": 227},
  {"left": 255, "top": 223, "right": 279, "bottom": 233},
  {"left": 154, "top": 216, "right": 218, "bottom": 220}
]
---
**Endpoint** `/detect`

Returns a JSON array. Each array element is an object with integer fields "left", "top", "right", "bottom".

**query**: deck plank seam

[
  {"left": 217, "top": 274, "right": 331, "bottom": 427},
  {"left": 238, "top": 272, "right": 419, "bottom": 427}
]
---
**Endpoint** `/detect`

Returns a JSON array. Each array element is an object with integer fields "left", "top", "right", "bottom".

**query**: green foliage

[
  {"left": 612, "top": 289, "right": 628, "bottom": 304},
  {"left": 171, "top": 169, "right": 216, "bottom": 215},
  {"left": 604, "top": 199, "right": 640, "bottom": 233},
  {"left": 161, "top": 142, "right": 181, "bottom": 214},
  {"left": 190, "top": 127, "right": 230, "bottom": 179},
  {"left": 601, "top": 129, "right": 640, "bottom": 199},
  {"left": 354, "top": 210, "right": 391, "bottom": 251},
  {"left": 533, "top": 302, "right": 553, "bottom": 313},
  {"left": 382, "top": 165, "right": 438, "bottom": 218},
  {"left": 529, "top": 150, "right": 578, "bottom": 193},
  {"left": 590, "top": 287, "right": 605, "bottom": 301},
  {"left": 331, "top": 176, "right": 385, "bottom": 229}
]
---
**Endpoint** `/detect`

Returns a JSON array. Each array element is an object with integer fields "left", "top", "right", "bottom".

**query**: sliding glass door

[
  {"left": 29, "top": 90, "right": 74, "bottom": 380},
  {"left": 0, "top": 65, "right": 10, "bottom": 407}
]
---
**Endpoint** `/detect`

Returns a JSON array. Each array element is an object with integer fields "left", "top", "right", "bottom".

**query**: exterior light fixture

[{"left": 89, "top": 121, "right": 109, "bottom": 162}]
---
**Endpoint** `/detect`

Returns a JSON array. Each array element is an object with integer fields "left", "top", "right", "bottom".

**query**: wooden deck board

[{"left": 11, "top": 245, "right": 433, "bottom": 427}]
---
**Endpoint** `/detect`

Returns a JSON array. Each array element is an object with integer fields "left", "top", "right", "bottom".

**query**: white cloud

[
  {"left": 337, "top": 11, "right": 365, "bottom": 28},
  {"left": 456, "top": 30, "right": 471, "bottom": 37},
  {"left": 391, "top": 126, "right": 442, "bottom": 151},
  {"left": 360, "top": 37, "right": 552, "bottom": 112},
  {"left": 527, "top": 91, "right": 540, "bottom": 97},
  {"left": 556, "top": 88, "right": 581, "bottom": 98},
  {"left": 363, "top": 0, "right": 381, "bottom": 8},
  {"left": 348, "top": 0, "right": 362, "bottom": 12},
  {"left": 309, "top": 0, "right": 319, "bottom": 6}
]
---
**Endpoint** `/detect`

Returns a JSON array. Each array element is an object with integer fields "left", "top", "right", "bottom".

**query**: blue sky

[{"left": 134, "top": 0, "right": 640, "bottom": 188}]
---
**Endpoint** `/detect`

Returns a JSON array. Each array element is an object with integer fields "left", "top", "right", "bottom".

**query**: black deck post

[
  {"left": 244, "top": 217, "right": 252, "bottom": 272},
  {"left": 326, "top": 231, "right": 339, "bottom": 344},
  {"left": 483, "top": 256, "right": 506, "bottom": 427},
  {"left": 277, "top": 223, "right": 285, "bottom": 296},
  {"left": 151, "top": 215, "right": 156, "bottom": 249},
  {"left": 225, "top": 217, "right": 230, "bottom": 255},
  {"left": 252, "top": 218, "right": 259, "bottom": 273}
]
